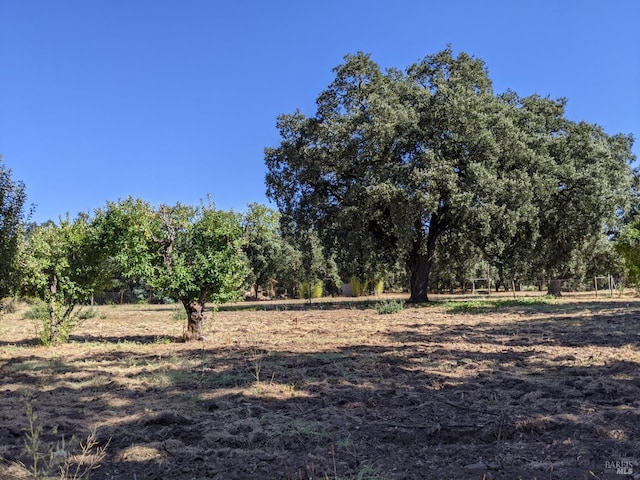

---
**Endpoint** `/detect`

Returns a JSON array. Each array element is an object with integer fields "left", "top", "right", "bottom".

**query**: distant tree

[
  {"left": 615, "top": 220, "right": 640, "bottom": 288},
  {"left": 0, "top": 157, "right": 29, "bottom": 304},
  {"left": 242, "top": 203, "right": 288, "bottom": 298},
  {"left": 97, "top": 198, "right": 248, "bottom": 340},
  {"left": 531, "top": 114, "right": 634, "bottom": 294},
  {"left": 296, "top": 229, "right": 340, "bottom": 300},
  {"left": 20, "top": 214, "right": 112, "bottom": 345},
  {"left": 430, "top": 231, "right": 481, "bottom": 293}
]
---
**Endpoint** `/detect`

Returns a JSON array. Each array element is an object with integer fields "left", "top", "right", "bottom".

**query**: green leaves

[
  {"left": 0, "top": 157, "right": 29, "bottom": 300},
  {"left": 20, "top": 213, "right": 112, "bottom": 345},
  {"left": 98, "top": 198, "right": 248, "bottom": 307},
  {"left": 265, "top": 48, "right": 635, "bottom": 300}
]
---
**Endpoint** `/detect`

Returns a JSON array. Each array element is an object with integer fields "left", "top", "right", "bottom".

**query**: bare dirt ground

[{"left": 1, "top": 293, "right": 639, "bottom": 479}]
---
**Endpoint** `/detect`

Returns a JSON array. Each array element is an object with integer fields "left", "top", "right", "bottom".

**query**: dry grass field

[{"left": 1, "top": 294, "right": 639, "bottom": 479}]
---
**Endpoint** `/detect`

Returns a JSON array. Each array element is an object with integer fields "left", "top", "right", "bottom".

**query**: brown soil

[{"left": 1, "top": 294, "right": 639, "bottom": 479}]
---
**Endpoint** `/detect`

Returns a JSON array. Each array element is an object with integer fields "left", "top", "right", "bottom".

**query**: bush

[
  {"left": 375, "top": 300, "right": 405, "bottom": 315},
  {"left": 172, "top": 304, "right": 187, "bottom": 321},
  {"left": 373, "top": 278, "right": 384, "bottom": 296},
  {"left": 76, "top": 307, "right": 97, "bottom": 320},
  {"left": 24, "top": 302, "right": 80, "bottom": 346},
  {"left": 349, "top": 277, "right": 363, "bottom": 297},
  {"left": 299, "top": 281, "right": 323, "bottom": 299},
  {"left": 23, "top": 302, "right": 49, "bottom": 321}
]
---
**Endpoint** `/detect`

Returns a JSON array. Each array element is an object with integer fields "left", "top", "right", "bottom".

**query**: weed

[
  {"left": 21, "top": 397, "right": 110, "bottom": 479},
  {"left": 172, "top": 305, "right": 187, "bottom": 321},
  {"left": 245, "top": 348, "right": 265, "bottom": 384},
  {"left": 76, "top": 307, "right": 97, "bottom": 320},
  {"left": 23, "top": 302, "right": 49, "bottom": 321},
  {"left": 374, "top": 300, "right": 405, "bottom": 315}
]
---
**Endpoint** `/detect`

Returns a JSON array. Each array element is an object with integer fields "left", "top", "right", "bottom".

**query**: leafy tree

[
  {"left": 538, "top": 123, "right": 633, "bottom": 294},
  {"left": 0, "top": 157, "right": 29, "bottom": 304},
  {"left": 430, "top": 231, "right": 481, "bottom": 293},
  {"left": 615, "top": 220, "right": 640, "bottom": 287},
  {"left": 266, "top": 49, "right": 635, "bottom": 300},
  {"left": 266, "top": 49, "right": 531, "bottom": 301},
  {"left": 295, "top": 229, "right": 340, "bottom": 300},
  {"left": 20, "top": 214, "right": 112, "bottom": 345},
  {"left": 242, "top": 203, "right": 288, "bottom": 298},
  {"left": 97, "top": 198, "right": 248, "bottom": 340}
]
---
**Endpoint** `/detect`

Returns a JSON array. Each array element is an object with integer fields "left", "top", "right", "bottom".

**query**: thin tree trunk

[{"left": 48, "top": 274, "right": 59, "bottom": 345}]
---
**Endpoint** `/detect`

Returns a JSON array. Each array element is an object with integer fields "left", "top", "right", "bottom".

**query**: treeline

[{"left": 2, "top": 48, "right": 640, "bottom": 344}]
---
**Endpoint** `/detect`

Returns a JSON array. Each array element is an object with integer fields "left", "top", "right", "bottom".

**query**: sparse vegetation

[
  {"left": 440, "top": 296, "right": 555, "bottom": 313},
  {"left": 374, "top": 299, "right": 405, "bottom": 314},
  {"left": 20, "top": 397, "right": 109, "bottom": 480},
  {"left": 1, "top": 296, "right": 638, "bottom": 479}
]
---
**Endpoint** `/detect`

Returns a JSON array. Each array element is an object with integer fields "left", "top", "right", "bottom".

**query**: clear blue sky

[{"left": 1, "top": 0, "right": 638, "bottom": 223}]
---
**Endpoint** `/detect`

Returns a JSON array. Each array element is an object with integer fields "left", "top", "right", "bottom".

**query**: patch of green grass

[
  {"left": 374, "top": 299, "right": 405, "bottom": 315},
  {"left": 441, "top": 296, "right": 555, "bottom": 313}
]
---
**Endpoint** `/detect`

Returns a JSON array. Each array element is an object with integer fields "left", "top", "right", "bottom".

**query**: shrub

[
  {"left": 76, "top": 307, "right": 97, "bottom": 320},
  {"left": 172, "top": 304, "right": 187, "bottom": 321},
  {"left": 373, "top": 278, "right": 384, "bottom": 296},
  {"left": 24, "top": 302, "right": 79, "bottom": 346},
  {"left": 375, "top": 300, "right": 405, "bottom": 315},
  {"left": 23, "top": 302, "right": 49, "bottom": 321},
  {"left": 299, "top": 281, "right": 323, "bottom": 299},
  {"left": 349, "top": 277, "right": 363, "bottom": 297}
]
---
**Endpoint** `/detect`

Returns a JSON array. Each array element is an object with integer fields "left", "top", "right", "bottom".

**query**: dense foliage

[
  {"left": 0, "top": 157, "right": 29, "bottom": 302},
  {"left": 265, "top": 48, "right": 635, "bottom": 300},
  {"left": 20, "top": 214, "right": 112, "bottom": 345},
  {"left": 96, "top": 198, "right": 247, "bottom": 340}
]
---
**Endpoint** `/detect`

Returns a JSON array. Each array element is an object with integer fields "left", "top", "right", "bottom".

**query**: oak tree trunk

[
  {"left": 547, "top": 279, "right": 563, "bottom": 297},
  {"left": 408, "top": 216, "right": 439, "bottom": 303},
  {"left": 409, "top": 253, "right": 430, "bottom": 302}
]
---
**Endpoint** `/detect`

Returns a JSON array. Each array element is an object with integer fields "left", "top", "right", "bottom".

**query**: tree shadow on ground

[{"left": 1, "top": 305, "right": 639, "bottom": 480}]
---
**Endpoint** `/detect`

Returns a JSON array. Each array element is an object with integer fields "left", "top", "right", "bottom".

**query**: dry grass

[{"left": 1, "top": 294, "right": 639, "bottom": 479}]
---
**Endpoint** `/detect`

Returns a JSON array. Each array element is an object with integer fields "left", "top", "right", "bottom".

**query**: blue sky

[{"left": 1, "top": 1, "right": 638, "bottom": 223}]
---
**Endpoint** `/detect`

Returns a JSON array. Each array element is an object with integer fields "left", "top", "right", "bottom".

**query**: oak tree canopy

[{"left": 265, "top": 48, "right": 634, "bottom": 301}]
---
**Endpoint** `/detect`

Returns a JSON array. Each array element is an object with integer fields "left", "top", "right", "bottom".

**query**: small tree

[
  {"left": 20, "top": 214, "right": 111, "bottom": 345},
  {"left": 98, "top": 198, "right": 248, "bottom": 340}
]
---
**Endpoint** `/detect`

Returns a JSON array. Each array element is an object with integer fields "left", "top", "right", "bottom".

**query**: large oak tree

[{"left": 265, "top": 48, "right": 634, "bottom": 301}]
